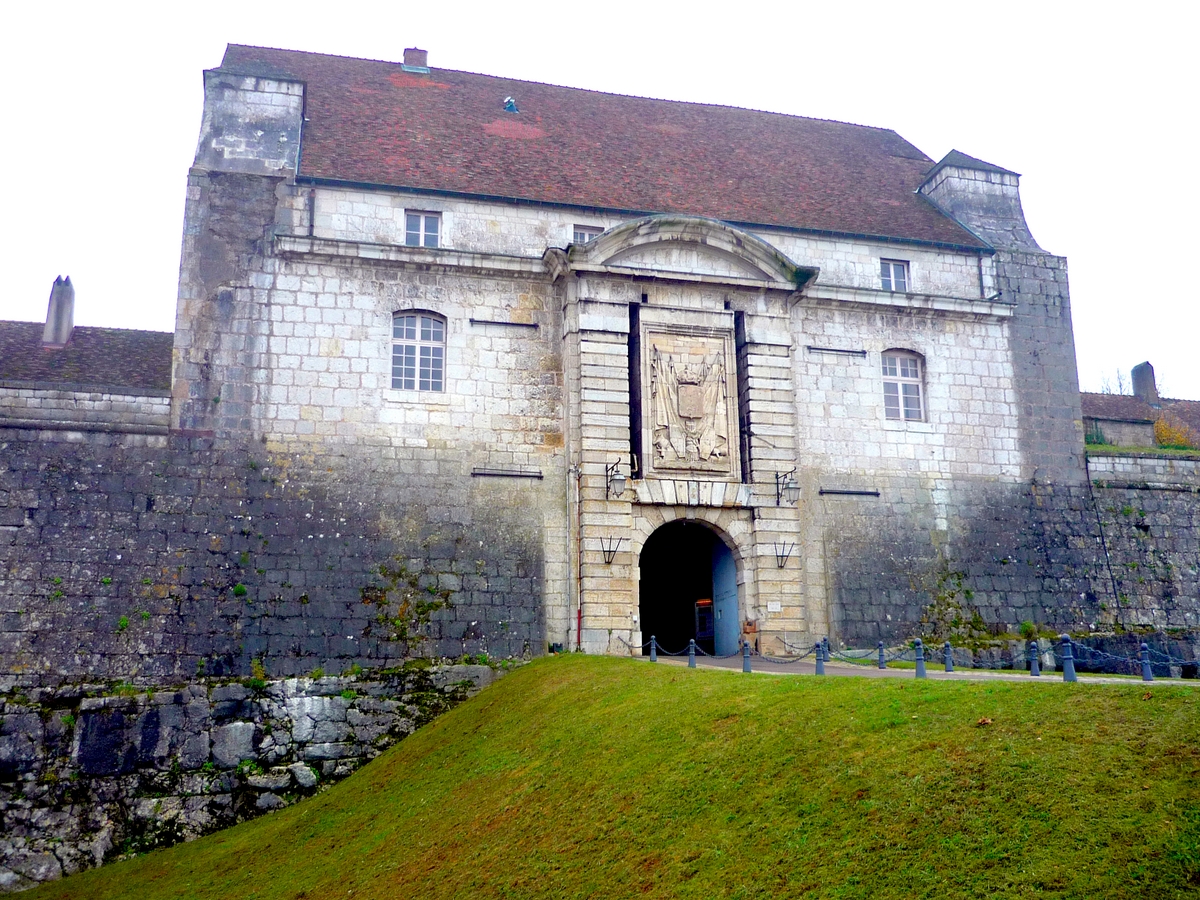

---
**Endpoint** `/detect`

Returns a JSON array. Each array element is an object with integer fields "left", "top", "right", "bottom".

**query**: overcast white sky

[{"left": 2, "top": 2, "right": 1196, "bottom": 397}]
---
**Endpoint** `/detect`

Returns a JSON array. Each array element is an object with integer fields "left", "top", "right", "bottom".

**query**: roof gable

[{"left": 220, "top": 45, "right": 988, "bottom": 250}]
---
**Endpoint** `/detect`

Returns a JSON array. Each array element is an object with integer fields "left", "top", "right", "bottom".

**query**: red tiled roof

[
  {"left": 220, "top": 45, "right": 989, "bottom": 250},
  {"left": 1081, "top": 393, "right": 1156, "bottom": 423},
  {"left": 0, "top": 322, "right": 172, "bottom": 394}
]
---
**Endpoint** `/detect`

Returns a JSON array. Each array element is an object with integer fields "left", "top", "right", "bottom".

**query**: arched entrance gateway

[{"left": 639, "top": 521, "right": 740, "bottom": 656}]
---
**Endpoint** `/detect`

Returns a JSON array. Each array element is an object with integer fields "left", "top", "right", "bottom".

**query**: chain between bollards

[
  {"left": 688, "top": 639, "right": 696, "bottom": 669},
  {"left": 650, "top": 635, "right": 657, "bottom": 663},
  {"left": 742, "top": 640, "right": 752, "bottom": 673},
  {"left": 1029, "top": 640, "right": 1040, "bottom": 677},
  {"left": 1060, "top": 634, "right": 1077, "bottom": 682},
  {"left": 1141, "top": 642, "right": 1154, "bottom": 682},
  {"left": 914, "top": 638, "right": 927, "bottom": 678},
  {"left": 943, "top": 640, "right": 954, "bottom": 673}
]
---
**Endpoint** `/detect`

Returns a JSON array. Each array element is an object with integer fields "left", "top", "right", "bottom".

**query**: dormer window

[
  {"left": 881, "top": 259, "right": 909, "bottom": 292},
  {"left": 405, "top": 212, "right": 440, "bottom": 248},
  {"left": 573, "top": 225, "right": 603, "bottom": 244}
]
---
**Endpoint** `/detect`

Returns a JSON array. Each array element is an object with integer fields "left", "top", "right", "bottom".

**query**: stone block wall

[
  {"left": 997, "top": 249, "right": 1086, "bottom": 484},
  {"left": 0, "top": 386, "right": 168, "bottom": 434},
  {"left": 0, "top": 662, "right": 500, "bottom": 892},
  {"left": 1085, "top": 418, "right": 1155, "bottom": 448},
  {"left": 0, "top": 429, "right": 548, "bottom": 685},
  {"left": 793, "top": 301, "right": 1022, "bottom": 481},
  {"left": 1088, "top": 453, "right": 1200, "bottom": 630},
  {"left": 287, "top": 185, "right": 993, "bottom": 300},
  {"left": 824, "top": 454, "right": 1200, "bottom": 646}
]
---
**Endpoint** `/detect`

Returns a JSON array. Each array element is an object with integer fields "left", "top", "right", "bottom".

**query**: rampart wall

[
  {"left": 0, "top": 429, "right": 548, "bottom": 686},
  {"left": 825, "top": 453, "right": 1200, "bottom": 645}
]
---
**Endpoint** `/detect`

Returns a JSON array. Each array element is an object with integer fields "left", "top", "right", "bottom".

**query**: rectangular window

[
  {"left": 573, "top": 225, "right": 603, "bottom": 244},
  {"left": 881, "top": 259, "right": 909, "bottom": 293},
  {"left": 392, "top": 313, "right": 445, "bottom": 391},
  {"left": 405, "top": 212, "right": 441, "bottom": 248},
  {"left": 882, "top": 352, "right": 924, "bottom": 421}
]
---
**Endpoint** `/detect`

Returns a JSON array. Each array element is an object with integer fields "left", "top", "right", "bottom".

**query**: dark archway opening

[{"left": 638, "top": 520, "right": 738, "bottom": 656}]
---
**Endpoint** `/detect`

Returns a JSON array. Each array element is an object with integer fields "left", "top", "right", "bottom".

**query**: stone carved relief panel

[{"left": 642, "top": 327, "right": 740, "bottom": 480}]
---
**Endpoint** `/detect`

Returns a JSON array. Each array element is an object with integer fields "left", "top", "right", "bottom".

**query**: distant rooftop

[
  {"left": 0, "top": 321, "right": 173, "bottom": 394},
  {"left": 1082, "top": 392, "right": 1200, "bottom": 437}
]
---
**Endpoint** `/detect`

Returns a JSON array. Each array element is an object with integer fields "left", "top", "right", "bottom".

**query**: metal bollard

[
  {"left": 915, "top": 638, "right": 927, "bottom": 679},
  {"left": 742, "top": 640, "right": 752, "bottom": 673},
  {"left": 878, "top": 640, "right": 886, "bottom": 669},
  {"left": 1029, "top": 640, "right": 1040, "bottom": 677},
  {"left": 815, "top": 643, "right": 825, "bottom": 676},
  {"left": 1141, "top": 642, "right": 1154, "bottom": 682},
  {"left": 823, "top": 637, "right": 831, "bottom": 663},
  {"left": 1060, "top": 634, "right": 1077, "bottom": 682},
  {"left": 650, "top": 635, "right": 657, "bottom": 663},
  {"left": 943, "top": 641, "right": 954, "bottom": 673},
  {"left": 688, "top": 639, "right": 696, "bottom": 669}
]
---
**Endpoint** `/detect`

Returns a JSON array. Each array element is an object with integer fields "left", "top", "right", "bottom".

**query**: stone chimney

[
  {"left": 1132, "top": 361, "right": 1160, "bottom": 407},
  {"left": 918, "top": 150, "right": 1041, "bottom": 252},
  {"left": 402, "top": 48, "right": 429, "bottom": 70},
  {"left": 42, "top": 276, "right": 75, "bottom": 349}
]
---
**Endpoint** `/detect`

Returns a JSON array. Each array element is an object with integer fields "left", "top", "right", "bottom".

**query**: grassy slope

[{"left": 32, "top": 656, "right": 1200, "bottom": 900}]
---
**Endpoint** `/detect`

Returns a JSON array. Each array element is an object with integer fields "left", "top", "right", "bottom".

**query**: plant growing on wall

[
  {"left": 914, "top": 561, "right": 990, "bottom": 645},
  {"left": 1084, "top": 422, "right": 1108, "bottom": 445},
  {"left": 362, "top": 557, "right": 454, "bottom": 651}
]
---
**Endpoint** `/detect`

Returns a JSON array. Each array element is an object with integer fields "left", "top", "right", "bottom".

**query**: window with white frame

[
  {"left": 392, "top": 313, "right": 445, "bottom": 391},
  {"left": 880, "top": 259, "right": 909, "bottom": 292},
  {"left": 882, "top": 350, "right": 924, "bottom": 421},
  {"left": 405, "top": 212, "right": 441, "bottom": 248},
  {"left": 573, "top": 225, "right": 603, "bottom": 244}
]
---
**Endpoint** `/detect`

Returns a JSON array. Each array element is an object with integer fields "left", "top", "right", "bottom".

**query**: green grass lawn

[{"left": 31, "top": 655, "right": 1200, "bottom": 899}]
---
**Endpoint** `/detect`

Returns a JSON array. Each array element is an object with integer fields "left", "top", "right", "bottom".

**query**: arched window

[
  {"left": 392, "top": 312, "right": 445, "bottom": 391},
  {"left": 881, "top": 350, "right": 924, "bottom": 421}
]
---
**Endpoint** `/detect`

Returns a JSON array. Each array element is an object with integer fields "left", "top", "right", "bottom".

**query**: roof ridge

[{"left": 222, "top": 43, "right": 926, "bottom": 146}]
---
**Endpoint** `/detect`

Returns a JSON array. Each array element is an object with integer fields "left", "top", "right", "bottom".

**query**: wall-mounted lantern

[
  {"left": 606, "top": 458, "right": 627, "bottom": 499},
  {"left": 775, "top": 468, "right": 800, "bottom": 505},
  {"left": 599, "top": 536, "right": 625, "bottom": 565},
  {"left": 773, "top": 541, "right": 794, "bottom": 568}
]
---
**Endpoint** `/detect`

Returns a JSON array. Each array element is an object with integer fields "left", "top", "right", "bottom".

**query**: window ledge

[
  {"left": 384, "top": 389, "right": 451, "bottom": 406},
  {"left": 882, "top": 418, "right": 933, "bottom": 432}
]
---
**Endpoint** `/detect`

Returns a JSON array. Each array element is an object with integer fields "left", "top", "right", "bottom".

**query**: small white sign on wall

[{"left": 767, "top": 601, "right": 782, "bottom": 613}]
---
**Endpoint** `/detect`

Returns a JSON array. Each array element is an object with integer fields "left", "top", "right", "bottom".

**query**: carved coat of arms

[{"left": 650, "top": 344, "right": 730, "bottom": 468}]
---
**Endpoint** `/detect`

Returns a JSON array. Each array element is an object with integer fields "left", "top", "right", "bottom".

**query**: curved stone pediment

[{"left": 568, "top": 215, "right": 816, "bottom": 289}]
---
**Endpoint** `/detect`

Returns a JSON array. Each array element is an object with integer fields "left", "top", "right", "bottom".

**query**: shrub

[
  {"left": 1154, "top": 414, "right": 1197, "bottom": 450},
  {"left": 1019, "top": 620, "right": 1037, "bottom": 640}
]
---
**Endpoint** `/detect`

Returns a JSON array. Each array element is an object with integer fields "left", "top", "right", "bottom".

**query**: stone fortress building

[
  {"left": 4, "top": 45, "right": 1200, "bottom": 886},
  {"left": 3, "top": 45, "right": 1199, "bottom": 682}
]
